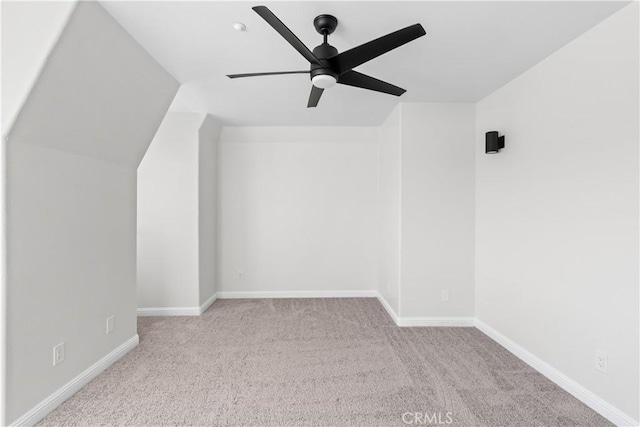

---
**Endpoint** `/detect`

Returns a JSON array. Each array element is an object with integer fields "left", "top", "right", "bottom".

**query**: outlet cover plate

[
  {"left": 53, "top": 342, "right": 65, "bottom": 366},
  {"left": 595, "top": 351, "right": 608, "bottom": 373},
  {"left": 106, "top": 316, "right": 114, "bottom": 334}
]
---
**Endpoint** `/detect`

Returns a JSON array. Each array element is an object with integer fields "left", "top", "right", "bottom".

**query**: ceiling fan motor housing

[
  {"left": 312, "top": 43, "right": 338, "bottom": 60},
  {"left": 310, "top": 42, "right": 339, "bottom": 87}
]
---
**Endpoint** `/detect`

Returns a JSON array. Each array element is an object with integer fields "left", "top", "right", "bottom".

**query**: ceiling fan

[{"left": 227, "top": 6, "right": 426, "bottom": 108}]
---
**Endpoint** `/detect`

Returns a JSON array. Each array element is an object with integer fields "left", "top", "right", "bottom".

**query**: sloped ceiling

[
  {"left": 100, "top": 1, "right": 629, "bottom": 126},
  {"left": 8, "top": 1, "right": 179, "bottom": 166},
  {"left": 1, "top": 0, "right": 76, "bottom": 135}
]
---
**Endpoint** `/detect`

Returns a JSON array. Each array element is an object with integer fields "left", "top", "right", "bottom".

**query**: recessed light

[{"left": 233, "top": 22, "right": 246, "bottom": 32}]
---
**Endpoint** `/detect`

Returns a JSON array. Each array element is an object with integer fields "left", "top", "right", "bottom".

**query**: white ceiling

[{"left": 100, "top": 1, "right": 629, "bottom": 126}]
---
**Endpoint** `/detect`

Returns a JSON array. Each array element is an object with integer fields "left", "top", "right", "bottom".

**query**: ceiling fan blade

[
  {"left": 253, "top": 6, "right": 321, "bottom": 65},
  {"left": 338, "top": 71, "right": 406, "bottom": 96},
  {"left": 329, "top": 24, "right": 426, "bottom": 74},
  {"left": 307, "top": 85, "right": 324, "bottom": 108},
  {"left": 227, "top": 71, "right": 309, "bottom": 79}
]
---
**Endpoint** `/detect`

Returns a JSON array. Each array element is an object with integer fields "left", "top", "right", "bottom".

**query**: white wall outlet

[
  {"left": 106, "top": 316, "right": 114, "bottom": 334},
  {"left": 595, "top": 351, "right": 608, "bottom": 373},
  {"left": 53, "top": 342, "right": 65, "bottom": 366},
  {"left": 441, "top": 290, "right": 450, "bottom": 302},
  {"left": 237, "top": 271, "right": 244, "bottom": 280}
]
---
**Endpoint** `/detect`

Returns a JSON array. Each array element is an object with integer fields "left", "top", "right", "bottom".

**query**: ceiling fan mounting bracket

[{"left": 313, "top": 14, "right": 338, "bottom": 36}]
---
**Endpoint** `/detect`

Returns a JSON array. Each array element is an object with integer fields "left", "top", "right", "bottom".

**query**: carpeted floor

[{"left": 40, "top": 298, "right": 611, "bottom": 426}]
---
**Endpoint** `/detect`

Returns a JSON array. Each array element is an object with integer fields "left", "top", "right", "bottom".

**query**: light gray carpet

[{"left": 40, "top": 298, "right": 611, "bottom": 426}]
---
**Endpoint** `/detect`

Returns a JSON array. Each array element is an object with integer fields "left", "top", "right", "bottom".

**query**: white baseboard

[
  {"left": 138, "top": 291, "right": 378, "bottom": 315},
  {"left": 398, "top": 317, "right": 475, "bottom": 327},
  {"left": 475, "top": 319, "right": 638, "bottom": 427},
  {"left": 376, "top": 293, "right": 474, "bottom": 327},
  {"left": 10, "top": 334, "right": 139, "bottom": 427},
  {"left": 216, "top": 290, "right": 379, "bottom": 299},
  {"left": 137, "top": 293, "right": 218, "bottom": 317},
  {"left": 376, "top": 292, "right": 400, "bottom": 324},
  {"left": 137, "top": 306, "right": 200, "bottom": 316},
  {"left": 198, "top": 293, "right": 217, "bottom": 315}
]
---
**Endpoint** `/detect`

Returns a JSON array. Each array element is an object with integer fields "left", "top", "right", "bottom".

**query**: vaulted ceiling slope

[{"left": 100, "top": 1, "right": 629, "bottom": 126}]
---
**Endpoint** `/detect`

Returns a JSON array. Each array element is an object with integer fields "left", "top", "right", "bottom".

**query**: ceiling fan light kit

[
  {"left": 311, "top": 74, "right": 337, "bottom": 89},
  {"left": 227, "top": 6, "right": 426, "bottom": 108}
]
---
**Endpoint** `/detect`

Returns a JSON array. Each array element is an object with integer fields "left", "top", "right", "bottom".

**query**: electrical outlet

[
  {"left": 237, "top": 271, "right": 244, "bottom": 280},
  {"left": 441, "top": 290, "right": 450, "bottom": 302},
  {"left": 106, "top": 316, "right": 114, "bottom": 334},
  {"left": 595, "top": 351, "right": 608, "bottom": 373},
  {"left": 53, "top": 342, "right": 65, "bottom": 366}
]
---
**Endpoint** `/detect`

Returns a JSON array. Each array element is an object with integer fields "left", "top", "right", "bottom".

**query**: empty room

[{"left": 1, "top": 0, "right": 638, "bottom": 426}]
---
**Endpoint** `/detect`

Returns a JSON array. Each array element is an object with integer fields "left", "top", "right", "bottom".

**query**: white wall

[
  {"left": 217, "top": 127, "right": 379, "bottom": 294},
  {"left": 1, "top": 1, "right": 76, "bottom": 136},
  {"left": 400, "top": 103, "right": 476, "bottom": 318},
  {"left": 215, "top": 108, "right": 475, "bottom": 316},
  {"left": 137, "top": 112, "right": 221, "bottom": 310},
  {"left": 138, "top": 113, "right": 202, "bottom": 309},
  {"left": 199, "top": 116, "right": 221, "bottom": 305},
  {"left": 3, "top": 2, "right": 178, "bottom": 424},
  {"left": 6, "top": 144, "right": 138, "bottom": 422},
  {"left": 475, "top": 3, "right": 639, "bottom": 422},
  {"left": 377, "top": 105, "right": 402, "bottom": 313}
]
